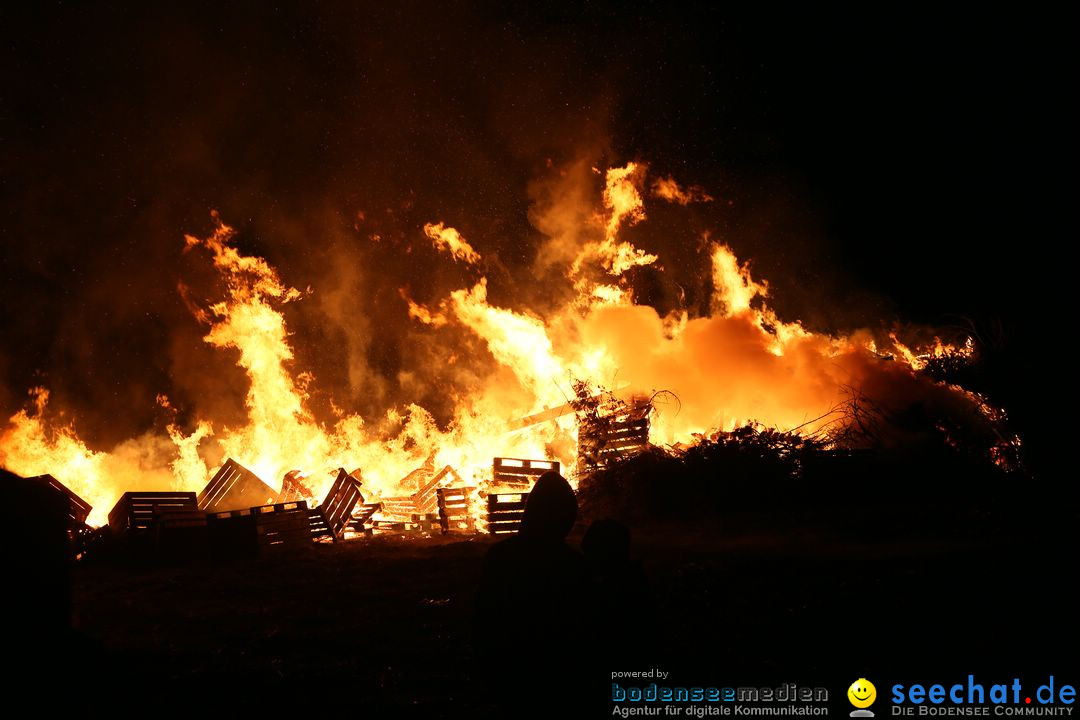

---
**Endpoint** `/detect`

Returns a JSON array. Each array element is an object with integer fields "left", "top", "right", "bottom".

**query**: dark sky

[{"left": 0, "top": 3, "right": 1072, "bottom": 453}]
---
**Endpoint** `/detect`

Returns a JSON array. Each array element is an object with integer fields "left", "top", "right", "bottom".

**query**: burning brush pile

[{"left": 0, "top": 161, "right": 1021, "bottom": 554}]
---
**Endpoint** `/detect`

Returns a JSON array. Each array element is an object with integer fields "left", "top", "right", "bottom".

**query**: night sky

[{"left": 1, "top": 4, "right": 1072, "bottom": 469}]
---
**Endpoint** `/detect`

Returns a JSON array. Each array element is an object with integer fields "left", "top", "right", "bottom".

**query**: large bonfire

[{"left": 0, "top": 162, "right": 1014, "bottom": 525}]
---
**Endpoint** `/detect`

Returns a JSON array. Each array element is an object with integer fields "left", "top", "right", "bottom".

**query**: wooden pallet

[
  {"left": 577, "top": 414, "right": 650, "bottom": 477},
  {"left": 276, "top": 469, "right": 315, "bottom": 504},
  {"left": 437, "top": 486, "right": 475, "bottom": 534},
  {"left": 413, "top": 465, "right": 461, "bottom": 514},
  {"left": 380, "top": 465, "right": 461, "bottom": 520},
  {"left": 308, "top": 468, "right": 364, "bottom": 540},
  {"left": 308, "top": 509, "right": 332, "bottom": 538},
  {"left": 29, "top": 474, "right": 92, "bottom": 526},
  {"left": 197, "top": 458, "right": 277, "bottom": 513},
  {"left": 108, "top": 492, "right": 198, "bottom": 534},
  {"left": 207, "top": 500, "right": 311, "bottom": 552},
  {"left": 253, "top": 502, "right": 312, "bottom": 549},
  {"left": 347, "top": 503, "right": 381, "bottom": 535},
  {"left": 379, "top": 496, "right": 419, "bottom": 521},
  {"left": 411, "top": 513, "right": 440, "bottom": 532},
  {"left": 368, "top": 516, "right": 439, "bottom": 534},
  {"left": 486, "top": 492, "right": 530, "bottom": 535},
  {"left": 153, "top": 509, "right": 208, "bottom": 555},
  {"left": 492, "top": 457, "right": 559, "bottom": 489}
]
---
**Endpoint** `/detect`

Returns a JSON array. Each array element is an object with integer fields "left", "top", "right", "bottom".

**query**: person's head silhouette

[{"left": 520, "top": 471, "right": 576, "bottom": 541}]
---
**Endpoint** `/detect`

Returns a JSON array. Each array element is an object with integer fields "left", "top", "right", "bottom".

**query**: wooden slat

[
  {"left": 506, "top": 402, "right": 577, "bottom": 430},
  {"left": 256, "top": 508, "right": 312, "bottom": 549},
  {"left": 492, "top": 458, "right": 559, "bottom": 486},
  {"left": 486, "top": 490, "right": 529, "bottom": 535},
  {"left": 154, "top": 510, "right": 207, "bottom": 528},
  {"left": 348, "top": 502, "right": 381, "bottom": 532},
  {"left": 318, "top": 469, "right": 364, "bottom": 540},
  {"left": 578, "top": 410, "right": 651, "bottom": 478},
  {"left": 487, "top": 493, "right": 529, "bottom": 510},
  {"left": 602, "top": 428, "right": 650, "bottom": 442},
  {"left": 371, "top": 521, "right": 408, "bottom": 531},
  {"left": 308, "top": 509, "right": 333, "bottom": 538},
  {"left": 252, "top": 501, "right": 307, "bottom": 514},
  {"left": 108, "top": 492, "right": 198, "bottom": 533},
  {"left": 197, "top": 458, "right": 277, "bottom": 512},
  {"left": 437, "top": 486, "right": 475, "bottom": 534},
  {"left": 412, "top": 465, "right": 460, "bottom": 502},
  {"left": 276, "top": 470, "right": 314, "bottom": 504}
]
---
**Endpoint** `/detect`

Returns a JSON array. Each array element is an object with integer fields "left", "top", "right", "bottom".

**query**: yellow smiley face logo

[{"left": 848, "top": 679, "right": 877, "bottom": 708}]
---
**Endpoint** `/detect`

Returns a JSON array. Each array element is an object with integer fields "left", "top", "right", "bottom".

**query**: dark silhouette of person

[
  {"left": 581, "top": 518, "right": 655, "bottom": 666},
  {"left": 473, "top": 471, "right": 588, "bottom": 714}
]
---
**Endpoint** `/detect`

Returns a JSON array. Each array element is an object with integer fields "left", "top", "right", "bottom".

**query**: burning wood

[
  {"left": 413, "top": 465, "right": 461, "bottom": 513},
  {"left": 437, "top": 486, "right": 475, "bottom": 534},
  {"left": 410, "top": 513, "right": 440, "bottom": 531},
  {"left": 349, "top": 502, "right": 381, "bottom": 536},
  {"left": 369, "top": 520, "right": 410, "bottom": 533},
  {"left": 277, "top": 469, "right": 315, "bottom": 503},
  {"left": 368, "top": 515, "right": 439, "bottom": 534},
  {"left": 307, "top": 468, "right": 364, "bottom": 541},
  {"left": 198, "top": 458, "right": 278, "bottom": 512},
  {"left": 378, "top": 464, "right": 461, "bottom": 521},
  {"left": 379, "top": 496, "right": 420, "bottom": 521},
  {"left": 492, "top": 457, "right": 559, "bottom": 489},
  {"left": 486, "top": 492, "right": 529, "bottom": 535},
  {"left": 0, "top": 163, "right": 1019, "bottom": 537},
  {"left": 574, "top": 386, "right": 652, "bottom": 479},
  {"left": 506, "top": 402, "right": 577, "bottom": 431}
]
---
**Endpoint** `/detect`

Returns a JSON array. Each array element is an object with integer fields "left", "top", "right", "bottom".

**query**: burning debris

[
  {"left": 492, "top": 457, "right": 560, "bottom": 489},
  {"left": 307, "top": 468, "right": 364, "bottom": 541},
  {"left": 486, "top": 492, "right": 530, "bottom": 536},
  {"left": 0, "top": 162, "right": 1023, "bottom": 535},
  {"left": 436, "top": 486, "right": 475, "bottom": 534},
  {"left": 572, "top": 383, "right": 654, "bottom": 480}
]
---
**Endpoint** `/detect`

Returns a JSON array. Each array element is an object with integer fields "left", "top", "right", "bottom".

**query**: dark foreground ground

[{"left": 65, "top": 506, "right": 1077, "bottom": 716}]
